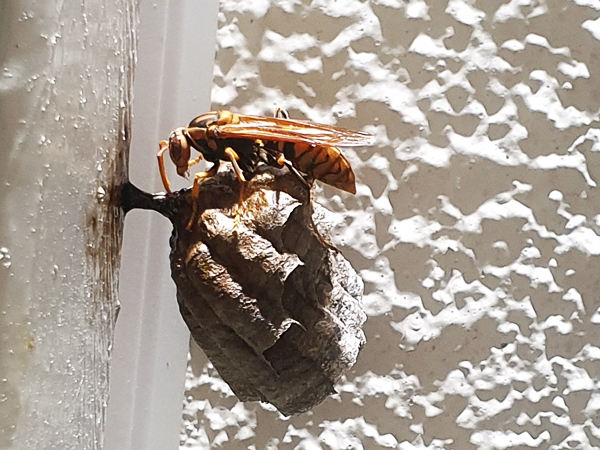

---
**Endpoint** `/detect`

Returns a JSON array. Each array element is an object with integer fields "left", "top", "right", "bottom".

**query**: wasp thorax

[
  {"left": 185, "top": 127, "right": 208, "bottom": 146},
  {"left": 188, "top": 111, "right": 218, "bottom": 128}
]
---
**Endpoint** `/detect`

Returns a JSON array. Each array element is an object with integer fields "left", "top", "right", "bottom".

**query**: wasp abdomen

[{"left": 282, "top": 142, "right": 356, "bottom": 194}]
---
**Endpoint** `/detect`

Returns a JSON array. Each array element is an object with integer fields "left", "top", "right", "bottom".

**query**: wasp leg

[
  {"left": 275, "top": 153, "right": 286, "bottom": 167},
  {"left": 186, "top": 162, "right": 220, "bottom": 230},
  {"left": 191, "top": 162, "right": 220, "bottom": 200},
  {"left": 223, "top": 147, "right": 247, "bottom": 225},
  {"left": 224, "top": 147, "right": 246, "bottom": 202},
  {"left": 224, "top": 147, "right": 246, "bottom": 182},
  {"left": 279, "top": 157, "right": 313, "bottom": 189},
  {"left": 188, "top": 154, "right": 203, "bottom": 169},
  {"left": 157, "top": 141, "right": 172, "bottom": 194},
  {"left": 274, "top": 108, "right": 289, "bottom": 119},
  {"left": 278, "top": 158, "right": 336, "bottom": 251}
]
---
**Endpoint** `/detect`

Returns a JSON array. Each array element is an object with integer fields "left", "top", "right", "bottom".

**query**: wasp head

[{"left": 168, "top": 128, "right": 191, "bottom": 177}]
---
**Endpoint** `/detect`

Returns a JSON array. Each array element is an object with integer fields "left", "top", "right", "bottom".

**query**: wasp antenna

[{"left": 157, "top": 141, "right": 172, "bottom": 193}]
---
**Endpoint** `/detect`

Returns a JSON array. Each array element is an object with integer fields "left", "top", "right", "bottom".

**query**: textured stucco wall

[{"left": 180, "top": 1, "right": 600, "bottom": 448}]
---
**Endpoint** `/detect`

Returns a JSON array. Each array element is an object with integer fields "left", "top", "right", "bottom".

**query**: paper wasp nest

[{"left": 166, "top": 167, "right": 366, "bottom": 416}]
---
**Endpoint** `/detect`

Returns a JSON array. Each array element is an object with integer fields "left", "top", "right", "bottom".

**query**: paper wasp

[{"left": 157, "top": 109, "right": 374, "bottom": 202}]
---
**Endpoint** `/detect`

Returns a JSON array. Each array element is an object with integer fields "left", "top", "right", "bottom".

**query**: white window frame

[{"left": 104, "top": 1, "right": 219, "bottom": 449}]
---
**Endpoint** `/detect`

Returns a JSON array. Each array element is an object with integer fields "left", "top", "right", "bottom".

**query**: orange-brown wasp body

[{"left": 157, "top": 109, "right": 374, "bottom": 198}]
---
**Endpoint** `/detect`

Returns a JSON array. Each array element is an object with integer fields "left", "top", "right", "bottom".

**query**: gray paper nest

[{"left": 125, "top": 166, "right": 366, "bottom": 416}]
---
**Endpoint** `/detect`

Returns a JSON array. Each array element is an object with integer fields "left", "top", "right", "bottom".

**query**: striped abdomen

[{"left": 280, "top": 141, "right": 356, "bottom": 194}]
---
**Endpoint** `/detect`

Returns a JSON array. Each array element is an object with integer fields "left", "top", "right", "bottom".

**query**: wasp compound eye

[
  {"left": 167, "top": 130, "right": 190, "bottom": 176},
  {"left": 167, "top": 132, "right": 180, "bottom": 162}
]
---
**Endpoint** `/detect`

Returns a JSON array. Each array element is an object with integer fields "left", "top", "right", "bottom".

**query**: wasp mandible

[{"left": 157, "top": 109, "right": 374, "bottom": 201}]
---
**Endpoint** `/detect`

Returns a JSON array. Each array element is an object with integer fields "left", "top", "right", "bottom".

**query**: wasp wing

[{"left": 216, "top": 114, "right": 375, "bottom": 147}]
